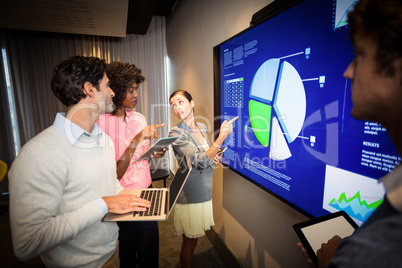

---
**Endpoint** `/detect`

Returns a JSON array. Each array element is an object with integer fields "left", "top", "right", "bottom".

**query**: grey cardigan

[{"left": 169, "top": 121, "right": 215, "bottom": 204}]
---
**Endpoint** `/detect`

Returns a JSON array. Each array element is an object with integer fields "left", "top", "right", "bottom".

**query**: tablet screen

[
  {"left": 136, "top": 136, "right": 178, "bottom": 161},
  {"left": 293, "top": 211, "right": 358, "bottom": 265}
]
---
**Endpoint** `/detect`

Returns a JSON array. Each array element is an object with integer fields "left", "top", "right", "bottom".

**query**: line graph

[
  {"left": 329, "top": 191, "right": 383, "bottom": 222},
  {"left": 323, "top": 165, "right": 385, "bottom": 225},
  {"left": 334, "top": 0, "right": 358, "bottom": 29}
]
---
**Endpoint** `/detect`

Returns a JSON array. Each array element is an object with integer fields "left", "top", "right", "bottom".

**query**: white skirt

[{"left": 173, "top": 199, "right": 215, "bottom": 239}]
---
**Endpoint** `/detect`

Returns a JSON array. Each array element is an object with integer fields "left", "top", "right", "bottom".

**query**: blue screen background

[{"left": 217, "top": 0, "right": 399, "bottom": 223}]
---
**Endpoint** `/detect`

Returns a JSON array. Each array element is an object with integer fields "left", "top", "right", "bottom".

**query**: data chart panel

[
  {"left": 224, "top": 78, "right": 244, "bottom": 108},
  {"left": 216, "top": 0, "right": 398, "bottom": 221},
  {"left": 323, "top": 165, "right": 385, "bottom": 225}
]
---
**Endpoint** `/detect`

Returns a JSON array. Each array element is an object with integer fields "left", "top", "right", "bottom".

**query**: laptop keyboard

[{"left": 133, "top": 189, "right": 163, "bottom": 217}]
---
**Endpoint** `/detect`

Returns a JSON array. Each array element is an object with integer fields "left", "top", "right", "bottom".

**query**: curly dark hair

[
  {"left": 51, "top": 56, "right": 107, "bottom": 107},
  {"left": 347, "top": 0, "right": 402, "bottom": 77},
  {"left": 106, "top": 61, "right": 146, "bottom": 110}
]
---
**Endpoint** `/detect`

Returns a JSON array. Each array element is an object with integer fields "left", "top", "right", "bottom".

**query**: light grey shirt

[{"left": 9, "top": 113, "right": 123, "bottom": 267}]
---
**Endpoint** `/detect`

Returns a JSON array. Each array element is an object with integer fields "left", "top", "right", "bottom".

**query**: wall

[{"left": 166, "top": 0, "right": 310, "bottom": 267}]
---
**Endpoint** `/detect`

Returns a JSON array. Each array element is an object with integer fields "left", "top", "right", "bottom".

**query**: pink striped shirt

[{"left": 98, "top": 110, "right": 151, "bottom": 189}]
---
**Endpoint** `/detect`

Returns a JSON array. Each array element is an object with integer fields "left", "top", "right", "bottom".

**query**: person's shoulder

[
  {"left": 11, "top": 126, "right": 64, "bottom": 168},
  {"left": 98, "top": 113, "right": 107, "bottom": 120},
  {"left": 126, "top": 110, "right": 147, "bottom": 125},
  {"left": 126, "top": 109, "right": 145, "bottom": 119},
  {"left": 169, "top": 125, "right": 179, "bottom": 134},
  {"left": 98, "top": 113, "right": 115, "bottom": 122},
  {"left": 22, "top": 126, "right": 62, "bottom": 148},
  {"left": 170, "top": 122, "right": 186, "bottom": 133},
  {"left": 169, "top": 123, "right": 190, "bottom": 144},
  {"left": 97, "top": 113, "right": 118, "bottom": 132}
]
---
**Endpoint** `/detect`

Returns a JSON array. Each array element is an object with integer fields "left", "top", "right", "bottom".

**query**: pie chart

[{"left": 249, "top": 58, "right": 306, "bottom": 160}]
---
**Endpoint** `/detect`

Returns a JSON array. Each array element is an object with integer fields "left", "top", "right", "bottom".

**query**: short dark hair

[
  {"left": 51, "top": 56, "right": 107, "bottom": 107},
  {"left": 169, "top": 90, "right": 193, "bottom": 103},
  {"left": 106, "top": 61, "right": 145, "bottom": 110},
  {"left": 347, "top": 0, "right": 402, "bottom": 76}
]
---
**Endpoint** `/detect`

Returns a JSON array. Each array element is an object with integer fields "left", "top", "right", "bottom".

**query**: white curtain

[{"left": 0, "top": 16, "right": 169, "bottom": 164}]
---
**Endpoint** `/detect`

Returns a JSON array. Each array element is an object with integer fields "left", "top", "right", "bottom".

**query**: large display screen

[{"left": 213, "top": 0, "right": 400, "bottom": 225}]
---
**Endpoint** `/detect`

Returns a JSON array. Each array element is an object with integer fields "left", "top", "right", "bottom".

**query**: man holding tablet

[{"left": 298, "top": 0, "right": 402, "bottom": 267}]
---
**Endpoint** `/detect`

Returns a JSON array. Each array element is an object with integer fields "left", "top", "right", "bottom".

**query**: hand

[
  {"left": 212, "top": 153, "right": 223, "bottom": 164},
  {"left": 132, "top": 124, "right": 164, "bottom": 144},
  {"left": 317, "top": 235, "right": 342, "bottom": 268},
  {"left": 151, "top": 147, "right": 168, "bottom": 159},
  {"left": 102, "top": 194, "right": 150, "bottom": 214},
  {"left": 297, "top": 242, "right": 316, "bottom": 268},
  {"left": 219, "top": 116, "right": 239, "bottom": 139}
]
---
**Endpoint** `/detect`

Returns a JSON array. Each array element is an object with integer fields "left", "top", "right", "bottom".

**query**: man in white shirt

[{"left": 9, "top": 56, "right": 151, "bottom": 267}]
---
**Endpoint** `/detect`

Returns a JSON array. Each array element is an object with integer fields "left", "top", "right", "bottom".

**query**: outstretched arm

[{"left": 206, "top": 116, "right": 238, "bottom": 159}]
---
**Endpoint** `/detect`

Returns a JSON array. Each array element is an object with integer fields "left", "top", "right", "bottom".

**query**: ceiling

[{"left": 0, "top": 0, "right": 179, "bottom": 37}]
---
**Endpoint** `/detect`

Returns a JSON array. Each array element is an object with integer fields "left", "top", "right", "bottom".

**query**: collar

[
  {"left": 108, "top": 108, "right": 135, "bottom": 123},
  {"left": 122, "top": 108, "right": 135, "bottom": 123},
  {"left": 380, "top": 164, "right": 402, "bottom": 212},
  {"left": 177, "top": 120, "right": 192, "bottom": 132},
  {"left": 177, "top": 121, "right": 209, "bottom": 149},
  {"left": 125, "top": 108, "right": 135, "bottom": 117},
  {"left": 177, "top": 120, "right": 205, "bottom": 133},
  {"left": 53, "top": 113, "right": 102, "bottom": 146}
]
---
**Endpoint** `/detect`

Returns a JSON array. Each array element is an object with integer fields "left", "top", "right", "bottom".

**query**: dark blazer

[{"left": 169, "top": 121, "right": 214, "bottom": 204}]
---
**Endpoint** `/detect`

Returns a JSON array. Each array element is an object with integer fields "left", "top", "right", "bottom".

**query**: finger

[
  {"left": 135, "top": 199, "right": 151, "bottom": 208},
  {"left": 128, "top": 195, "right": 150, "bottom": 206},
  {"left": 133, "top": 206, "right": 148, "bottom": 211},
  {"left": 150, "top": 123, "right": 164, "bottom": 129},
  {"left": 297, "top": 243, "right": 309, "bottom": 259},
  {"left": 229, "top": 116, "right": 239, "bottom": 123},
  {"left": 147, "top": 129, "right": 158, "bottom": 140},
  {"left": 151, "top": 151, "right": 165, "bottom": 158}
]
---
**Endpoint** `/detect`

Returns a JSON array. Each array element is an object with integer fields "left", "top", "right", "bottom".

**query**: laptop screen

[{"left": 169, "top": 156, "right": 190, "bottom": 209}]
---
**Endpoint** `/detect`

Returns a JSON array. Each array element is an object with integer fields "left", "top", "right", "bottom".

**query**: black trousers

[{"left": 117, "top": 220, "right": 159, "bottom": 268}]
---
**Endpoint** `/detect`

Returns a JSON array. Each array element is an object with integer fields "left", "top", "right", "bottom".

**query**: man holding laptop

[
  {"left": 104, "top": 154, "right": 192, "bottom": 222},
  {"left": 9, "top": 56, "right": 151, "bottom": 267}
]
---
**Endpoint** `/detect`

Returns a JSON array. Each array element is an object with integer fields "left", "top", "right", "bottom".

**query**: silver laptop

[{"left": 104, "top": 155, "right": 191, "bottom": 221}]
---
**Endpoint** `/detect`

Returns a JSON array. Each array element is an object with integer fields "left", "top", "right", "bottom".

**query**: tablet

[
  {"left": 293, "top": 211, "right": 358, "bottom": 266},
  {"left": 136, "top": 136, "right": 179, "bottom": 161}
]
